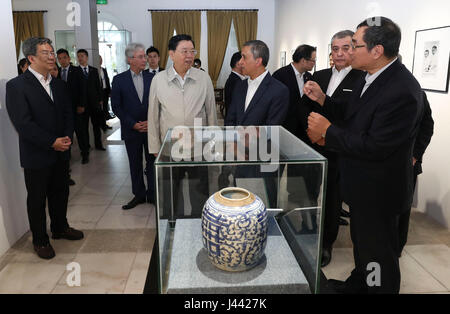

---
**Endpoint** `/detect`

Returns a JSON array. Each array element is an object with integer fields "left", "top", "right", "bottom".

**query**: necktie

[
  {"left": 83, "top": 67, "right": 88, "bottom": 77},
  {"left": 62, "top": 68, "right": 67, "bottom": 82},
  {"left": 152, "top": 70, "right": 156, "bottom": 75}
]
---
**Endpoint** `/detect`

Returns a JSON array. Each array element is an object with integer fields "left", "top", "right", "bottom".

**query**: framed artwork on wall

[
  {"left": 412, "top": 26, "right": 450, "bottom": 93},
  {"left": 280, "top": 51, "right": 286, "bottom": 67}
]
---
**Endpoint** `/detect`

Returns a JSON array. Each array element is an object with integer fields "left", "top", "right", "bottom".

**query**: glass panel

[
  {"left": 54, "top": 30, "right": 77, "bottom": 64},
  {"left": 155, "top": 126, "right": 326, "bottom": 294}
]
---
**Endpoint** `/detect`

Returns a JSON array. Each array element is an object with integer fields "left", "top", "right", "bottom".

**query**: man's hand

[
  {"left": 303, "top": 81, "right": 326, "bottom": 106},
  {"left": 307, "top": 112, "right": 331, "bottom": 145},
  {"left": 52, "top": 136, "right": 71, "bottom": 152},
  {"left": 133, "top": 121, "right": 148, "bottom": 133},
  {"left": 76, "top": 106, "right": 85, "bottom": 114}
]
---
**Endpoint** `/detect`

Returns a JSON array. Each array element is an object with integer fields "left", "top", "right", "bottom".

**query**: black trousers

[
  {"left": 348, "top": 202, "right": 400, "bottom": 293},
  {"left": 124, "top": 136, "right": 155, "bottom": 201},
  {"left": 102, "top": 91, "right": 111, "bottom": 118},
  {"left": 397, "top": 173, "right": 418, "bottom": 254},
  {"left": 322, "top": 166, "right": 341, "bottom": 249},
  {"left": 74, "top": 108, "right": 103, "bottom": 156},
  {"left": 161, "top": 166, "right": 209, "bottom": 221},
  {"left": 24, "top": 159, "right": 70, "bottom": 246}
]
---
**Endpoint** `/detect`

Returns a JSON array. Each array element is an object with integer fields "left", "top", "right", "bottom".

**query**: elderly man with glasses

[
  {"left": 6, "top": 37, "right": 84, "bottom": 260},
  {"left": 147, "top": 34, "right": 217, "bottom": 221}
]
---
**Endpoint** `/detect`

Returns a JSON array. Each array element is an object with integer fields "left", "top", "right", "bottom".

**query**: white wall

[
  {"left": 0, "top": 0, "right": 29, "bottom": 256},
  {"left": 275, "top": 0, "right": 450, "bottom": 228},
  {"left": 12, "top": 0, "right": 277, "bottom": 72}
]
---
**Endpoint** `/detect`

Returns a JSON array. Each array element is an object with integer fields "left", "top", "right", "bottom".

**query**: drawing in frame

[
  {"left": 280, "top": 51, "right": 286, "bottom": 67},
  {"left": 412, "top": 26, "right": 450, "bottom": 93}
]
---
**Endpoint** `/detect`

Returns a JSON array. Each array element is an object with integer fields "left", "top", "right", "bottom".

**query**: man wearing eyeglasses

[
  {"left": 6, "top": 37, "right": 84, "bottom": 260},
  {"left": 301, "top": 30, "right": 365, "bottom": 268},
  {"left": 148, "top": 34, "right": 217, "bottom": 220},
  {"left": 111, "top": 43, "right": 156, "bottom": 210},
  {"left": 304, "top": 17, "right": 424, "bottom": 294}
]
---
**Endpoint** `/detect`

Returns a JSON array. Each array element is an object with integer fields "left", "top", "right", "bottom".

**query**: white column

[
  {"left": 0, "top": 0, "right": 29, "bottom": 256},
  {"left": 74, "top": 0, "right": 100, "bottom": 67}
]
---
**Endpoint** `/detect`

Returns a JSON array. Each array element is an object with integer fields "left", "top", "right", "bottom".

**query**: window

[{"left": 216, "top": 21, "right": 239, "bottom": 88}]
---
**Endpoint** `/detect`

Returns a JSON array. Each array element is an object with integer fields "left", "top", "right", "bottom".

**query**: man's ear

[{"left": 371, "top": 45, "right": 384, "bottom": 60}]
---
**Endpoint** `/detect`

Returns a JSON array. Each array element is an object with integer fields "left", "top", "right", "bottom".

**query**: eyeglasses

[
  {"left": 351, "top": 42, "right": 366, "bottom": 49},
  {"left": 177, "top": 49, "right": 197, "bottom": 56},
  {"left": 39, "top": 50, "right": 56, "bottom": 58},
  {"left": 306, "top": 58, "right": 316, "bottom": 63},
  {"left": 133, "top": 55, "right": 147, "bottom": 60}
]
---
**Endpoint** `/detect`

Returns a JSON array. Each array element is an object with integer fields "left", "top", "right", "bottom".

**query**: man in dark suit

[
  {"left": 225, "top": 40, "right": 289, "bottom": 208},
  {"left": 273, "top": 44, "right": 315, "bottom": 141},
  {"left": 99, "top": 55, "right": 114, "bottom": 122},
  {"left": 144, "top": 46, "right": 164, "bottom": 75},
  {"left": 398, "top": 92, "right": 434, "bottom": 256},
  {"left": 6, "top": 37, "right": 83, "bottom": 260},
  {"left": 111, "top": 43, "right": 155, "bottom": 210},
  {"left": 301, "top": 31, "right": 365, "bottom": 267},
  {"left": 223, "top": 51, "right": 245, "bottom": 119},
  {"left": 225, "top": 40, "right": 289, "bottom": 127},
  {"left": 77, "top": 49, "right": 105, "bottom": 164},
  {"left": 56, "top": 48, "right": 85, "bottom": 183},
  {"left": 305, "top": 17, "right": 423, "bottom": 293}
]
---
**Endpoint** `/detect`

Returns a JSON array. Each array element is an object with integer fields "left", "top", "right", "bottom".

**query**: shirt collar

[
  {"left": 232, "top": 71, "right": 246, "bottom": 80},
  {"left": 365, "top": 58, "right": 398, "bottom": 84},
  {"left": 332, "top": 65, "right": 352, "bottom": 75},
  {"left": 291, "top": 63, "right": 304, "bottom": 77},
  {"left": 131, "top": 69, "right": 143, "bottom": 78},
  {"left": 168, "top": 65, "right": 196, "bottom": 83},
  {"left": 29, "top": 66, "right": 52, "bottom": 84},
  {"left": 248, "top": 70, "right": 268, "bottom": 85}
]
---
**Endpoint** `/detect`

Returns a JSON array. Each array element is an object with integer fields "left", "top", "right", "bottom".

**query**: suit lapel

[
  {"left": 345, "top": 60, "right": 401, "bottom": 120},
  {"left": 243, "top": 73, "right": 271, "bottom": 121},
  {"left": 287, "top": 65, "right": 301, "bottom": 100},
  {"left": 24, "top": 70, "right": 54, "bottom": 105},
  {"left": 237, "top": 80, "right": 248, "bottom": 124},
  {"left": 318, "top": 69, "right": 333, "bottom": 93},
  {"left": 143, "top": 72, "right": 150, "bottom": 106}
]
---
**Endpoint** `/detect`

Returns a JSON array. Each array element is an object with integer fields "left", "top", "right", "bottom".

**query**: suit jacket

[
  {"left": 225, "top": 72, "right": 289, "bottom": 126},
  {"left": 224, "top": 72, "right": 242, "bottom": 115},
  {"left": 323, "top": 60, "right": 424, "bottom": 214},
  {"left": 413, "top": 92, "right": 434, "bottom": 175},
  {"left": 6, "top": 70, "right": 74, "bottom": 169},
  {"left": 144, "top": 67, "right": 164, "bottom": 75},
  {"left": 58, "top": 64, "right": 84, "bottom": 112},
  {"left": 302, "top": 67, "right": 365, "bottom": 164},
  {"left": 272, "top": 64, "right": 312, "bottom": 140},
  {"left": 79, "top": 65, "right": 102, "bottom": 109},
  {"left": 111, "top": 69, "right": 154, "bottom": 141}
]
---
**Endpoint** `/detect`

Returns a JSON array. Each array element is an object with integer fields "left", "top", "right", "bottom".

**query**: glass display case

[{"left": 154, "top": 126, "right": 327, "bottom": 294}]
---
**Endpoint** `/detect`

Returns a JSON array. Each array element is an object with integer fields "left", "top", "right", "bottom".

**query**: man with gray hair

[
  {"left": 301, "top": 30, "right": 365, "bottom": 267},
  {"left": 111, "top": 43, "right": 156, "bottom": 209},
  {"left": 6, "top": 37, "right": 84, "bottom": 259}
]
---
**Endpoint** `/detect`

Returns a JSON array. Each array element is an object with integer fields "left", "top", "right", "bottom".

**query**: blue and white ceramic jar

[{"left": 201, "top": 187, "right": 268, "bottom": 272}]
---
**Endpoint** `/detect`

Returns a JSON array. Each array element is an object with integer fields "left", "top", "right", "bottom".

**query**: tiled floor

[{"left": 0, "top": 119, "right": 449, "bottom": 294}]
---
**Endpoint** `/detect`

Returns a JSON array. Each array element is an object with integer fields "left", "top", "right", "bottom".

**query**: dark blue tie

[
  {"left": 83, "top": 67, "right": 88, "bottom": 77},
  {"left": 62, "top": 68, "right": 67, "bottom": 82}
]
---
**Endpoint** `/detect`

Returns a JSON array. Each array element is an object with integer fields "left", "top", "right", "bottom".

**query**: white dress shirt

[
  {"left": 361, "top": 58, "right": 398, "bottom": 96},
  {"left": 245, "top": 70, "right": 269, "bottom": 111},
  {"left": 173, "top": 65, "right": 191, "bottom": 88},
  {"left": 29, "top": 66, "right": 53, "bottom": 101},
  {"left": 149, "top": 67, "right": 160, "bottom": 74},
  {"left": 291, "top": 63, "right": 306, "bottom": 97},
  {"left": 326, "top": 66, "right": 352, "bottom": 96}
]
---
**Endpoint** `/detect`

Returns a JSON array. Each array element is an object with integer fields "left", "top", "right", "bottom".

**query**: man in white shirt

[
  {"left": 6, "top": 37, "right": 84, "bottom": 260},
  {"left": 145, "top": 46, "right": 164, "bottom": 74},
  {"left": 304, "top": 17, "right": 423, "bottom": 294},
  {"left": 301, "top": 30, "right": 365, "bottom": 268}
]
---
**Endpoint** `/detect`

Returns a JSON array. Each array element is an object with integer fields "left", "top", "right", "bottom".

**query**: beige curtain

[
  {"left": 151, "top": 11, "right": 201, "bottom": 68},
  {"left": 207, "top": 11, "right": 233, "bottom": 87},
  {"left": 232, "top": 11, "right": 258, "bottom": 51},
  {"left": 13, "top": 12, "right": 44, "bottom": 59},
  {"left": 151, "top": 12, "right": 175, "bottom": 69}
]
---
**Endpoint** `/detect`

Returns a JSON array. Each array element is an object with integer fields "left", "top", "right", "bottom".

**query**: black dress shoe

[
  {"left": 34, "top": 243, "right": 55, "bottom": 259},
  {"left": 52, "top": 227, "right": 84, "bottom": 240},
  {"left": 95, "top": 146, "right": 106, "bottom": 151},
  {"left": 81, "top": 156, "right": 89, "bottom": 164},
  {"left": 327, "top": 279, "right": 348, "bottom": 293},
  {"left": 147, "top": 196, "right": 155, "bottom": 204},
  {"left": 340, "top": 209, "right": 350, "bottom": 218},
  {"left": 68, "top": 178, "right": 76, "bottom": 186},
  {"left": 321, "top": 247, "right": 332, "bottom": 267},
  {"left": 122, "top": 197, "right": 146, "bottom": 210},
  {"left": 339, "top": 217, "right": 349, "bottom": 226}
]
